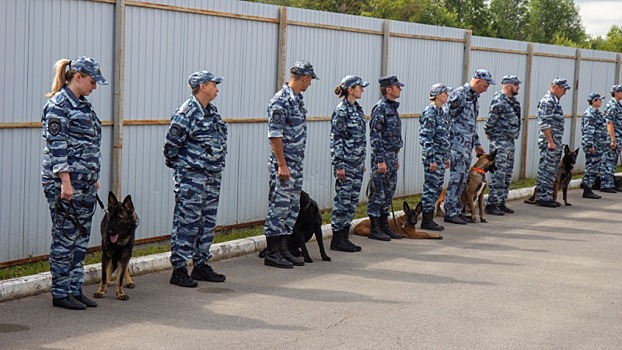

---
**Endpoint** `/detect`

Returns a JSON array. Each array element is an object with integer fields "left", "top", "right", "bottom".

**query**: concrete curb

[{"left": 0, "top": 177, "right": 587, "bottom": 303}]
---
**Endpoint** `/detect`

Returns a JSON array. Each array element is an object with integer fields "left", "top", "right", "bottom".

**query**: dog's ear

[
  {"left": 564, "top": 144, "right": 570, "bottom": 154},
  {"left": 108, "top": 191, "right": 119, "bottom": 207},
  {"left": 122, "top": 195, "right": 135, "bottom": 213},
  {"left": 414, "top": 201, "right": 423, "bottom": 215},
  {"left": 490, "top": 149, "right": 497, "bottom": 159},
  {"left": 574, "top": 147, "right": 580, "bottom": 154},
  {"left": 403, "top": 201, "right": 410, "bottom": 213}
]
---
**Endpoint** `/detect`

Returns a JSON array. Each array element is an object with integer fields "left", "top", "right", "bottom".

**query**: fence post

[
  {"left": 112, "top": 0, "right": 126, "bottom": 197},
  {"left": 277, "top": 6, "right": 287, "bottom": 90},
  {"left": 616, "top": 53, "right": 622, "bottom": 85},
  {"left": 382, "top": 20, "right": 390, "bottom": 76},
  {"left": 569, "top": 48, "right": 581, "bottom": 150},
  {"left": 520, "top": 43, "right": 534, "bottom": 180},
  {"left": 463, "top": 30, "right": 472, "bottom": 84}
]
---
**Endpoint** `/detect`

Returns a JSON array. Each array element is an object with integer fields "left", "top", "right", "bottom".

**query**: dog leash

[
  {"left": 95, "top": 193, "right": 107, "bottom": 212},
  {"left": 54, "top": 197, "right": 87, "bottom": 239}
]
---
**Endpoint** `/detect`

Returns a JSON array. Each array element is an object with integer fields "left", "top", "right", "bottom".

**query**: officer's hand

[
  {"left": 378, "top": 162, "right": 387, "bottom": 174},
  {"left": 446, "top": 159, "right": 451, "bottom": 168},
  {"left": 363, "top": 165, "right": 366, "bottom": 174},
  {"left": 588, "top": 147, "right": 595, "bottom": 154},
  {"left": 336, "top": 169, "right": 346, "bottom": 182},
  {"left": 475, "top": 145, "right": 485, "bottom": 156},
  {"left": 96, "top": 180, "right": 101, "bottom": 192},
  {"left": 548, "top": 141, "right": 556, "bottom": 151},
  {"left": 278, "top": 164, "right": 291, "bottom": 181},
  {"left": 430, "top": 162, "right": 437, "bottom": 172},
  {"left": 61, "top": 181, "right": 74, "bottom": 201},
  {"left": 397, "top": 161, "right": 400, "bottom": 170},
  {"left": 611, "top": 141, "right": 617, "bottom": 150}
]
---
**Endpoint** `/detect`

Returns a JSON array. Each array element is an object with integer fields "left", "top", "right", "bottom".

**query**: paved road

[{"left": 1, "top": 189, "right": 622, "bottom": 350}]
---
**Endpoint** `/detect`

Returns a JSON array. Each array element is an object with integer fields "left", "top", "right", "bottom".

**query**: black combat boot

[
  {"left": 279, "top": 235, "right": 305, "bottom": 266},
  {"left": 368, "top": 216, "right": 391, "bottom": 241},
  {"left": 485, "top": 204, "right": 505, "bottom": 216},
  {"left": 52, "top": 295, "right": 87, "bottom": 310},
  {"left": 421, "top": 212, "right": 444, "bottom": 231},
  {"left": 498, "top": 203, "right": 515, "bottom": 213},
  {"left": 583, "top": 186, "right": 601, "bottom": 199},
  {"left": 341, "top": 225, "right": 361, "bottom": 252},
  {"left": 169, "top": 267, "right": 198, "bottom": 288},
  {"left": 264, "top": 236, "right": 293, "bottom": 269},
  {"left": 331, "top": 227, "right": 357, "bottom": 252},
  {"left": 380, "top": 214, "right": 402, "bottom": 239}
]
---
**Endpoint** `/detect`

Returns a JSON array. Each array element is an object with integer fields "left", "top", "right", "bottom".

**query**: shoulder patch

[
  {"left": 335, "top": 121, "right": 346, "bottom": 132},
  {"left": 168, "top": 123, "right": 182, "bottom": 138},
  {"left": 47, "top": 117, "right": 61, "bottom": 136},
  {"left": 272, "top": 111, "right": 283, "bottom": 123}
]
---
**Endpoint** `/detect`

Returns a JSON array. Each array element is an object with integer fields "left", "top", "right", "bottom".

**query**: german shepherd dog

[
  {"left": 94, "top": 192, "right": 139, "bottom": 301},
  {"left": 259, "top": 191, "right": 330, "bottom": 263},
  {"left": 525, "top": 145, "right": 579, "bottom": 206},
  {"left": 459, "top": 151, "right": 497, "bottom": 223},
  {"left": 354, "top": 201, "right": 442, "bottom": 239}
]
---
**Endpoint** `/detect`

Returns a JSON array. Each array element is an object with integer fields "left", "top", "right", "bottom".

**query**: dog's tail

[{"left": 258, "top": 248, "right": 267, "bottom": 258}]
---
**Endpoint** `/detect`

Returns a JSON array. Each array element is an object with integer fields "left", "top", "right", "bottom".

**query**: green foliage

[
  {"left": 489, "top": 0, "right": 529, "bottom": 40},
  {"left": 528, "top": 0, "right": 586, "bottom": 45},
  {"left": 590, "top": 25, "right": 622, "bottom": 53}
]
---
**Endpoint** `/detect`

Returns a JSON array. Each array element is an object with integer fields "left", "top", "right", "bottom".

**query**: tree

[
  {"left": 489, "top": 0, "right": 529, "bottom": 40},
  {"left": 444, "top": 0, "right": 492, "bottom": 36},
  {"left": 597, "top": 25, "right": 622, "bottom": 53},
  {"left": 528, "top": 0, "right": 586, "bottom": 45}
]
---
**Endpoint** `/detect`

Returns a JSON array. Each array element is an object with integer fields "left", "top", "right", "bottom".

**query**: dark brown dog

[
  {"left": 94, "top": 192, "right": 139, "bottom": 301},
  {"left": 524, "top": 145, "right": 579, "bottom": 206},
  {"left": 460, "top": 151, "right": 497, "bottom": 223},
  {"left": 354, "top": 202, "right": 442, "bottom": 239}
]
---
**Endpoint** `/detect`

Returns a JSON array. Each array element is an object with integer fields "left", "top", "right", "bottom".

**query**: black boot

[
  {"left": 331, "top": 227, "right": 357, "bottom": 252},
  {"left": 380, "top": 214, "right": 402, "bottom": 239},
  {"left": 341, "top": 225, "right": 361, "bottom": 252},
  {"left": 421, "top": 212, "right": 444, "bottom": 231},
  {"left": 368, "top": 216, "right": 391, "bottom": 241},
  {"left": 485, "top": 204, "right": 505, "bottom": 216},
  {"left": 264, "top": 236, "right": 293, "bottom": 269},
  {"left": 583, "top": 186, "right": 601, "bottom": 199},
  {"left": 52, "top": 295, "right": 87, "bottom": 310},
  {"left": 170, "top": 267, "right": 198, "bottom": 288},
  {"left": 279, "top": 235, "right": 305, "bottom": 266}
]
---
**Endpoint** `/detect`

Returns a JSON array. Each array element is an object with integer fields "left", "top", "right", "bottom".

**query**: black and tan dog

[
  {"left": 354, "top": 202, "right": 442, "bottom": 239},
  {"left": 94, "top": 192, "right": 139, "bottom": 301},
  {"left": 525, "top": 145, "right": 579, "bottom": 206},
  {"left": 259, "top": 191, "right": 330, "bottom": 263},
  {"left": 459, "top": 151, "right": 497, "bottom": 223}
]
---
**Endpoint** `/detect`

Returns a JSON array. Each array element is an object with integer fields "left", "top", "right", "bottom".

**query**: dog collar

[{"left": 471, "top": 166, "right": 486, "bottom": 174}]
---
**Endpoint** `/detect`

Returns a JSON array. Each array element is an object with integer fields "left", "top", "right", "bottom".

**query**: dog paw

[
  {"left": 322, "top": 256, "right": 332, "bottom": 262},
  {"left": 93, "top": 292, "right": 105, "bottom": 298},
  {"left": 304, "top": 257, "right": 313, "bottom": 263},
  {"left": 481, "top": 219, "right": 488, "bottom": 223},
  {"left": 116, "top": 293, "right": 130, "bottom": 301},
  {"left": 565, "top": 203, "right": 572, "bottom": 206},
  {"left": 125, "top": 282, "right": 135, "bottom": 289}
]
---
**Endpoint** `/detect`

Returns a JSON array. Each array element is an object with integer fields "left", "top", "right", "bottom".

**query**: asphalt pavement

[{"left": 1, "top": 187, "right": 622, "bottom": 350}]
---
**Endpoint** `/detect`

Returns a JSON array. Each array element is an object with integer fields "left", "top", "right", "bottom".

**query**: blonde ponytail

[{"left": 46, "top": 59, "right": 76, "bottom": 97}]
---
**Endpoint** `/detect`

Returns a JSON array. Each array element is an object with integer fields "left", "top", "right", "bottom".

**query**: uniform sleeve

[
  {"left": 537, "top": 99, "right": 554, "bottom": 130},
  {"left": 163, "top": 111, "right": 192, "bottom": 168},
  {"left": 43, "top": 104, "right": 71, "bottom": 174},
  {"left": 485, "top": 101, "right": 502, "bottom": 137},
  {"left": 268, "top": 102, "right": 286, "bottom": 139},
  {"left": 369, "top": 106, "right": 386, "bottom": 163},
  {"left": 419, "top": 107, "right": 437, "bottom": 163},
  {"left": 331, "top": 108, "right": 348, "bottom": 170},
  {"left": 582, "top": 111, "right": 595, "bottom": 148}
]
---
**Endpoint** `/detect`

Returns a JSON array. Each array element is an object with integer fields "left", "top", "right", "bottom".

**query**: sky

[{"left": 575, "top": 0, "right": 622, "bottom": 37}]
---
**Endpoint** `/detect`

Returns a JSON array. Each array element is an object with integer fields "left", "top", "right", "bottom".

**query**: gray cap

[
  {"left": 379, "top": 75, "right": 405, "bottom": 88},
  {"left": 501, "top": 75, "right": 522, "bottom": 85},
  {"left": 473, "top": 69, "right": 496, "bottom": 85},
  {"left": 290, "top": 60, "right": 318, "bottom": 80},
  {"left": 552, "top": 78, "right": 571, "bottom": 90},
  {"left": 188, "top": 71, "right": 223, "bottom": 88},
  {"left": 429, "top": 83, "right": 450, "bottom": 97},
  {"left": 587, "top": 92, "right": 604, "bottom": 103},
  {"left": 70, "top": 56, "right": 108, "bottom": 85},
  {"left": 610, "top": 85, "right": 622, "bottom": 93},
  {"left": 340, "top": 75, "right": 369, "bottom": 89}
]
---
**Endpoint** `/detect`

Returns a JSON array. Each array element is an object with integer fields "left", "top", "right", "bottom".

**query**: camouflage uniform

[
  {"left": 601, "top": 88, "right": 622, "bottom": 189},
  {"left": 485, "top": 90, "right": 521, "bottom": 207},
  {"left": 41, "top": 57, "right": 107, "bottom": 300},
  {"left": 443, "top": 83, "right": 483, "bottom": 218},
  {"left": 264, "top": 83, "right": 307, "bottom": 237},
  {"left": 581, "top": 97, "right": 607, "bottom": 188},
  {"left": 536, "top": 87, "right": 567, "bottom": 202},
  {"left": 368, "top": 97, "right": 403, "bottom": 217},
  {"left": 419, "top": 102, "right": 451, "bottom": 214},
  {"left": 164, "top": 74, "right": 227, "bottom": 271},
  {"left": 331, "top": 98, "right": 367, "bottom": 232}
]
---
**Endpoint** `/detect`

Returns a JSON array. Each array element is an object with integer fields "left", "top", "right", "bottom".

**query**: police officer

[
  {"left": 601, "top": 85, "right": 622, "bottom": 193},
  {"left": 443, "top": 69, "right": 492, "bottom": 225},
  {"left": 581, "top": 92, "right": 607, "bottom": 199},
  {"left": 367, "top": 76, "right": 405, "bottom": 241},
  {"left": 484, "top": 75, "right": 522, "bottom": 215},
  {"left": 535, "top": 78, "right": 570, "bottom": 207},
  {"left": 42, "top": 56, "right": 106, "bottom": 310},
  {"left": 419, "top": 83, "right": 451, "bottom": 231},
  {"left": 164, "top": 71, "right": 228, "bottom": 287},
  {"left": 264, "top": 61, "right": 317, "bottom": 268},
  {"left": 330, "top": 75, "right": 369, "bottom": 252}
]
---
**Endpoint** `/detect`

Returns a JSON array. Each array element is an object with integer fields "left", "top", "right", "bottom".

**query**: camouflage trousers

[
  {"left": 486, "top": 139, "right": 515, "bottom": 206},
  {"left": 421, "top": 160, "right": 446, "bottom": 214},
  {"left": 264, "top": 158, "right": 303, "bottom": 237},
  {"left": 43, "top": 173, "right": 97, "bottom": 299},
  {"left": 582, "top": 148, "right": 604, "bottom": 188},
  {"left": 600, "top": 146, "right": 620, "bottom": 189},
  {"left": 367, "top": 151, "right": 398, "bottom": 218},
  {"left": 536, "top": 145, "right": 562, "bottom": 202},
  {"left": 331, "top": 162, "right": 364, "bottom": 231},
  {"left": 444, "top": 152, "right": 472, "bottom": 217},
  {"left": 170, "top": 169, "right": 222, "bottom": 270}
]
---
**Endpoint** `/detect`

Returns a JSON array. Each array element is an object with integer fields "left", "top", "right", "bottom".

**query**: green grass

[{"left": 2, "top": 166, "right": 620, "bottom": 281}]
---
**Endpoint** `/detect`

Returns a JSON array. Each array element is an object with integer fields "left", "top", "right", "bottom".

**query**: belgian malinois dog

[
  {"left": 354, "top": 202, "right": 442, "bottom": 239},
  {"left": 94, "top": 192, "right": 139, "bottom": 301},
  {"left": 460, "top": 151, "right": 497, "bottom": 223},
  {"left": 524, "top": 145, "right": 579, "bottom": 206}
]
